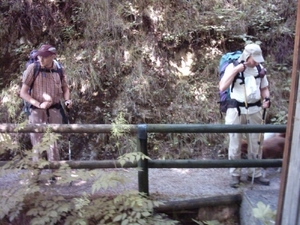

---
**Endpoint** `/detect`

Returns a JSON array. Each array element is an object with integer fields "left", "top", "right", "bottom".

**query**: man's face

[
  {"left": 247, "top": 56, "right": 260, "bottom": 68},
  {"left": 37, "top": 54, "right": 55, "bottom": 67}
]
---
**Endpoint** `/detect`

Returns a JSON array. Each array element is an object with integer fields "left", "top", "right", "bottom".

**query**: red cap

[{"left": 34, "top": 44, "right": 56, "bottom": 57}]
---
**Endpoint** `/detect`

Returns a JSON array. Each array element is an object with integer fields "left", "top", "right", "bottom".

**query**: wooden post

[
  {"left": 137, "top": 124, "right": 149, "bottom": 195},
  {"left": 276, "top": 0, "right": 300, "bottom": 223}
]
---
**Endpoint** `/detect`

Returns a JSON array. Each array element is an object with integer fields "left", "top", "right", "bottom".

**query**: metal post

[{"left": 137, "top": 124, "right": 149, "bottom": 195}]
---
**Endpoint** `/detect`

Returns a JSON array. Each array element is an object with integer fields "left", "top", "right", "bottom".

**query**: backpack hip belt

[
  {"left": 31, "top": 103, "right": 62, "bottom": 110},
  {"left": 227, "top": 99, "right": 261, "bottom": 116}
]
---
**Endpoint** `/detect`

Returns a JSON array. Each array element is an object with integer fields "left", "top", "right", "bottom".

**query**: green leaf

[
  {"left": 26, "top": 208, "right": 39, "bottom": 216},
  {"left": 141, "top": 211, "right": 151, "bottom": 217},
  {"left": 137, "top": 218, "right": 146, "bottom": 224},
  {"left": 57, "top": 203, "right": 70, "bottom": 213},
  {"left": 113, "top": 214, "right": 123, "bottom": 222},
  {"left": 253, "top": 201, "right": 276, "bottom": 221},
  {"left": 49, "top": 210, "right": 58, "bottom": 217},
  {"left": 121, "top": 219, "right": 129, "bottom": 225}
]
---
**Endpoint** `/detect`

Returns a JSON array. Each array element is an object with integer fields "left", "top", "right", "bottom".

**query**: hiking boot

[
  {"left": 49, "top": 176, "right": 56, "bottom": 184},
  {"left": 248, "top": 176, "right": 270, "bottom": 186},
  {"left": 230, "top": 176, "right": 240, "bottom": 188}
]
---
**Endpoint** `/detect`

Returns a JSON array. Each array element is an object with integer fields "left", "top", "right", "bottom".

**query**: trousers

[
  {"left": 29, "top": 108, "right": 62, "bottom": 162},
  {"left": 225, "top": 108, "right": 263, "bottom": 178}
]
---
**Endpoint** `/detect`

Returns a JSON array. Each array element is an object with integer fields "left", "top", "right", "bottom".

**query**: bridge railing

[{"left": 0, "top": 123, "right": 286, "bottom": 195}]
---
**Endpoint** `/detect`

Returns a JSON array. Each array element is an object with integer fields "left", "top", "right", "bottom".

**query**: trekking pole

[
  {"left": 61, "top": 100, "right": 71, "bottom": 161},
  {"left": 68, "top": 127, "right": 71, "bottom": 160},
  {"left": 258, "top": 108, "right": 267, "bottom": 147},
  {"left": 66, "top": 121, "right": 71, "bottom": 161},
  {"left": 258, "top": 99, "right": 268, "bottom": 174},
  {"left": 66, "top": 107, "right": 71, "bottom": 161}
]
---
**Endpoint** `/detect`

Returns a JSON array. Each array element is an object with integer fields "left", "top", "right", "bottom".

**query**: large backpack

[
  {"left": 25, "top": 50, "right": 38, "bottom": 69},
  {"left": 218, "top": 51, "right": 265, "bottom": 114}
]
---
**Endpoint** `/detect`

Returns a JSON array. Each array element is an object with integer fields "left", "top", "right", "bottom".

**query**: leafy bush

[{"left": 253, "top": 201, "right": 276, "bottom": 225}]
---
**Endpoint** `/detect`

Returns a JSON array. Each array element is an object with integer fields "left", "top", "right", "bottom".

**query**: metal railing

[{"left": 0, "top": 123, "right": 286, "bottom": 195}]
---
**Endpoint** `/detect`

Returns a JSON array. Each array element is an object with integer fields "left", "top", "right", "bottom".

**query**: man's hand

[
  {"left": 39, "top": 101, "right": 53, "bottom": 109},
  {"left": 65, "top": 100, "right": 72, "bottom": 109},
  {"left": 262, "top": 97, "right": 271, "bottom": 109},
  {"left": 238, "top": 62, "right": 247, "bottom": 73}
]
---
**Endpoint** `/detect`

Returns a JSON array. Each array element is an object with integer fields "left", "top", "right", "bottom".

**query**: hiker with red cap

[
  {"left": 219, "top": 43, "right": 271, "bottom": 188},
  {"left": 20, "top": 44, "right": 72, "bottom": 162}
]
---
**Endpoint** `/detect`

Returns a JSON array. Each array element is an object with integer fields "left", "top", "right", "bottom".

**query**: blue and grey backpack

[{"left": 218, "top": 51, "right": 265, "bottom": 114}]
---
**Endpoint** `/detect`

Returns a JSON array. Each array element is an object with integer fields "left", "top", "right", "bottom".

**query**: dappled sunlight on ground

[{"left": 171, "top": 168, "right": 191, "bottom": 174}]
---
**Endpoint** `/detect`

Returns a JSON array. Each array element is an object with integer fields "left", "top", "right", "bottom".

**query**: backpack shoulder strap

[
  {"left": 30, "top": 61, "right": 41, "bottom": 90},
  {"left": 38, "top": 60, "right": 64, "bottom": 81},
  {"left": 230, "top": 60, "right": 244, "bottom": 92},
  {"left": 232, "top": 60, "right": 239, "bottom": 67},
  {"left": 256, "top": 64, "right": 261, "bottom": 72},
  {"left": 33, "top": 61, "right": 40, "bottom": 76},
  {"left": 254, "top": 64, "right": 263, "bottom": 79},
  {"left": 54, "top": 60, "right": 64, "bottom": 82}
]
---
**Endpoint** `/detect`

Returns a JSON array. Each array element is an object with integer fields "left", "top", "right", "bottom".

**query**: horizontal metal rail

[
  {"left": 0, "top": 123, "right": 286, "bottom": 133},
  {"left": 145, "top": 124, "right": 286, "bottom": 133},
  {"left": 149, "top": 159, "right": 283, "bottom": 168},
  {"left": 0, "top": 159, "right": 282, "bottom": 169},
  {"left": 0, "top": 160, "right": 137, "bottom": 169},
  {"left": 0, "top": 123, "right": 286, "bottom": 195}
]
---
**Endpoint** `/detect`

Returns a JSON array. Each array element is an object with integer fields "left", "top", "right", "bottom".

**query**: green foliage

[
  {"left": 0, "top": 133, "right": 18, "bottom": 154},
  {"left": 111, "top": 113, "right": 138, "bottom": 156},
  {"left": 0, "top": 111, "right": 177, "bottom": 224},
  {"left": 112, "top": 112, "right": 131, "bottom": 139},
  {"left": 118, "top": 152, "right": 151, "bottom": 167},
  {"left": 252, "top": 201, "right": 276, "bottom": 225},
  {"left": 0, "top": 179, "right": 26, "bottom": 221},
  {"left": 91, "top": 170, "right": 126, "bottom": 193},
  {"left": 89, "top": 190, "right": 178, "bottom": 225},
  {"left": 61, "top": 190, "right": 179, "bottom": 225},
  {"left": 247, "top": 4, "right": 284, "bottom": 31},
  {"left": 0, "top": 80, "right": 22, "bottom": 121},
  {"left": 270, "top": 110, "right": 288, "bottom": 124},
  {"left": 27, "top": 196, "right": 71, "bottom": 225}
]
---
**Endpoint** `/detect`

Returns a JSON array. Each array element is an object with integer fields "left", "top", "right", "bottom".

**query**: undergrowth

[{"left": 0, "top": 123, "right": 178, "bottom": 225}]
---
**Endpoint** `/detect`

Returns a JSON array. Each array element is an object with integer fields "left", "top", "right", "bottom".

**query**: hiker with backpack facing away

[
  {"left": 20, "top": 44, "right": 72, "bottom": 162},
  {"left": 219, "top": 43, "right": 270, "bottom": 188}
]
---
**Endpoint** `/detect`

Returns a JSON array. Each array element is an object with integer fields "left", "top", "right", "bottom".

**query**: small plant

[
  {"left": 111, "top": 112, "right": 137, "bottom": 156},
  {"left": 118, "top": 152, "right": 150, "bottom": 167},
  {"left": 253, "top": 201, "right": 276, "bottom": 225},
  {"left": 270, "top": 110, "right": 288, "bottom": 124}
]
